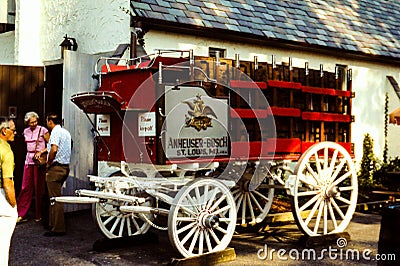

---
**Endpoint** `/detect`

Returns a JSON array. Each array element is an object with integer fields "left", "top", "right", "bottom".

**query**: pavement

[{"left": 9, "top": 209, "right": 392, "bottom": 265}]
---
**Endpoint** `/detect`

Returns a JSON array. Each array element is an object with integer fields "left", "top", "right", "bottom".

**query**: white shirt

[{"left": 47, "top": 125, "right": 71, "bottom": 165}]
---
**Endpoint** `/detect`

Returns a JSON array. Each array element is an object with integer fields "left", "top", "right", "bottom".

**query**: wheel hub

[
  {"left": 322, "top": 185, "right": 339, "bottom": 198},
  {"left": 198, "top": 211, "right": 219, "bottom": 229}
]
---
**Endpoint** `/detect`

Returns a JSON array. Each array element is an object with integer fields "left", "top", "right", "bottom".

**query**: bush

[
  {"left": 372, "top": 157, "right": 400, "bottom": 190},
  {"left": 358, "top": 134, "right": 379, "bottom": 191}
]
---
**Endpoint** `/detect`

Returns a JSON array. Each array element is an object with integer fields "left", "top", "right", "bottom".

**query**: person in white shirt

[{"left": 37, "top": 113, "right": 71, "bottom": 237}]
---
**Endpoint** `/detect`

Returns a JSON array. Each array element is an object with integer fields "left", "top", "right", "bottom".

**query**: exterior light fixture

[{"left": 59, "top": 34, "right": 78, "bottom": 58}]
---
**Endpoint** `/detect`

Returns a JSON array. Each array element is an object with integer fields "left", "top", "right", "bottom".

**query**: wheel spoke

[
  {"left": 177, "top": 222, "right": 197, "bottom": 235},
  {"left": 338, "top": 186, "right": 354, "bottom": 191},
  {"left": 180, "top": 205, "right": 197, "bottom": 217},
  {"left": 336, "top": 195, "right": 352, "bottom": 205},
  {"left": 305, "top": 163, "right": 321, "bottom": 185},
  {"left": 103, "top": 216, "right": 114, "bottom": 226},
  {"left": 252, "top": 190, "right": 271, "bottom": 202},
  {"left": 327, "top": 150, "right": 339, "bottom": 178},
  {"left": 299, "top": 173, "right": 319, "bottom": 188},
  {"left": 131, "top": 216, "right": 141, "bottom": 233},
  {"left": 188, "top": 228, "right": 200, "bottom": 253},
  {"left": 241, "top": 193, "right": 247, "bottom": 224},
  {"left": 299, "top": 194, "right": 320, "bottom": 212},
  {"left": 205, "top": 231, "right": 213, "bottom": 252},
  {"left": 206, "top": 188, "right": 218, "bottom": 209},
  {"left": 297, "top": 190, "right": 319, "bottom": 197},
  {"left": 209, "top": 229, "right": 221, "bottom": 245},
  {"left": 203, "top": 185, "right": 209, "bottom": 209},
  {"left": 118, "top": 217, "right": 125, "bottom": 237},
  {"left": 330, "top": 158, "right": 346, "bottom": 183},
  {"left": 329, "top": 198, "right": 345, "bottom": 219},
  {"left": 314, "top": 152, "right": 323, "bottom": 176},
  {"left": 246, "top": 192, "right": 256, "bottom": 223},
  {"left": 305, "top": 197, "right": 322, "bottom": 225},
  {"left": 198, "top": 230, "right": 204, "bottom": 254},
  {"left": 127, "top": 216, "right": 132, "bottom": 235},
  {"left": 323, "top": 202, "right": 328, "bottom": 234},
  {"left": 313, "top": 199, "right": 324, "bottom": 234},
  {"left": 331, "top": 171, "right": 352, "bottom": 187},
  {"left": 209, "top": 193, "right": 227, "bottom": 212},
  {"left": 195, "top": 187, "right": 202, "bottom": 206},
  {"left": 180, "top": 226, "right": 197, "bottom": 246},
  {"left": 235, "top": 194, "right": 243, "bottom": 214},
  {"left": 215, "top": 226, "right": 228, "bottom": 234},
  {"left": 249, "top": 192, "right": 264, "bottom": 212},
  {"left": 327, "top": 200, "right": 338, "bottom": 229},
  {"left": 219, "top": 217, "right": 232, "bottom": 223},
  {"left": 211, "top": 204, "right": 231, "bottom": 216},
  {"left": 177, "top": 217, "right": 197, "bottom": 222},
  {"left": 323, "top": 147, "right": 329, "bottom": 170},
  {"left": 110, "top": 217, "right": 121, "bottom": 234},
  {"left": 186, "top": 195, "right": 200, "bottom": 212}
]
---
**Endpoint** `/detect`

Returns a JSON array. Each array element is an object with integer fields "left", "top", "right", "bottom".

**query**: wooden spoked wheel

[
  {"left": 231, "top": 172, "right": 274, "bottom": 227},
  {"left": 291, "top": 142, "right": 358, "bottom": 236},
  {"left": 92, "top": 173, "right": 153, "bottom": 238},
  {"left": 168, "top": 178, "right": 236, "bottom": 258}
]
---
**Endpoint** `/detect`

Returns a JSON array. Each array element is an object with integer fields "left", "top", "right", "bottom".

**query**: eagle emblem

[{"left": 182, "top": 94, "right": 217, "bottom": 131}]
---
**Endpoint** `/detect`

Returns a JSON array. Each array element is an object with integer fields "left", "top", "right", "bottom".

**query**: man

[
  {"left": 0, "top": 119, "right": 17, "bottom": 265},
  {"left": 41, "top": 113, "right": 71, "bottom": 237}
]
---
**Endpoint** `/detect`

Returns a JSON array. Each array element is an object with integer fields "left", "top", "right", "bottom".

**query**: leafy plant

[
  {"left": 358, "top": 133, "right": 379, "bottom": 190},
  {"left": 373, "top": 157, "right": 400, "bottom": 190}
]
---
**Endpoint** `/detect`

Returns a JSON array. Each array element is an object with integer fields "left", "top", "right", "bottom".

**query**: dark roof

[{"left": 130, "top": 0, "right": 400, "bottom": 61}]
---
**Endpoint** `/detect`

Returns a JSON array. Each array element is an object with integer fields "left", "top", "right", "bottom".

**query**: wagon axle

[{"left": 199, "top": 211, "right": 220, "bottom": 229}]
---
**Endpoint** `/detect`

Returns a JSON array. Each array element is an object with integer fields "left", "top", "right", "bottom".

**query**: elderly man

[{"left": 0, "top": 118, "right": 17, "bottom": 265}]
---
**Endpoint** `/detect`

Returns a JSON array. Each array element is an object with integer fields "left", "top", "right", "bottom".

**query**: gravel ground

[{"left": 9, "top": 209, "right": 385, "bottom": 265}]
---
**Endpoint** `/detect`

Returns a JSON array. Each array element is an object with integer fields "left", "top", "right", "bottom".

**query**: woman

[{"left": 16, "top": 112, "right": 49, "bottom": 223}]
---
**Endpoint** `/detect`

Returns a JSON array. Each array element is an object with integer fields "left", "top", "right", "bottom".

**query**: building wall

[
  {"left": 0, "top": 31, "right": 14, "bottom": 64},
  {"left": 0, "top": 0, "right": 130, "bottom": 66},
  {"left": 143, "top": 30, "right": 400, "bottom": 164}
]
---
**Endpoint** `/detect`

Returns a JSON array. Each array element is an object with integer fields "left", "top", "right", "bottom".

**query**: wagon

[{"left": 55, "top": 49, "right": 358, "bottom": 258}]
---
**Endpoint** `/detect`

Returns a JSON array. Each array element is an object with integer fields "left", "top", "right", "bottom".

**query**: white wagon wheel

[
  {"left": 92, "top": 172, "right": 153, "bottom": 239},
  {"left": 231, "top": 171, "right": 274, "bottom": 228},
  {"left": 168, "top": 178, "right": 236, "bottom": 258},
  {"left": 291, "top": 142, "right": 358, "bottom": 236}
]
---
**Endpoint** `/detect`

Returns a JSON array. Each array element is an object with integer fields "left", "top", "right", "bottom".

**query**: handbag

[{"left": 33, "top": 126, "right": 47, "bottom": 167}]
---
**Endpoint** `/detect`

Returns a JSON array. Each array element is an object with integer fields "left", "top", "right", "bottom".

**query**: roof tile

[{"left": 131, "top": 0, "right": 400, "bottom": 59}]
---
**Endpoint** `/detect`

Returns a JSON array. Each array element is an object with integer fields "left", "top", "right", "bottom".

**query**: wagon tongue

[{"left": 70, "top": 91, "right": 125, "bottom": 114}]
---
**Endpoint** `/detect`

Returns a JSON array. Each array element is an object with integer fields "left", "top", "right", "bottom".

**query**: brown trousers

[{"left": 46, "top": 164, "right": 69, "bottom": 233}]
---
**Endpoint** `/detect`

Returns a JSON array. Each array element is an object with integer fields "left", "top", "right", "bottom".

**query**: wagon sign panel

[{"left": 164, "top": 85, "right": 229, "bottom": 159}]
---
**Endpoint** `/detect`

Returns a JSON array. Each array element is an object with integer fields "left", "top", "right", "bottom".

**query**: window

[{"left": 209, "top": 47, "right": 226, "bottom": 58}]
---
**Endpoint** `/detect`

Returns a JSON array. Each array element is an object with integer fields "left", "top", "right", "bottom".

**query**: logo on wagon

[{"left": 182, "top": 94, "right": 217, "bottom": 131}]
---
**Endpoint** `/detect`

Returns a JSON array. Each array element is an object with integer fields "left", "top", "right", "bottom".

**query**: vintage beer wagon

[{"left": 55, "top": 49, "right": 358, "bottom": 258}]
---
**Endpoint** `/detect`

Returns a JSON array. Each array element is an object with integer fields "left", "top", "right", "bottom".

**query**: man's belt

[{"left": 52, "top": 162, "right": 69, "bottom": 167}]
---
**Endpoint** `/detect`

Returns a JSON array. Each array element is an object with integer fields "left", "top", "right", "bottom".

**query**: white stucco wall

[
  {"left": 143, "top": 30, "right": 400, "bottom": 164},
  {"left": 10, "top": 0, "right": 130, "bottom": 66},
  {"left": 0, "top": 0, "right": 7, "bottom": 23},
  {"left": 0, "top": 31, "right": 14, "bottom": 64}
]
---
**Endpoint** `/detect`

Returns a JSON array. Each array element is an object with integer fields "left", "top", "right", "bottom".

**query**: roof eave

[{"left": 133, "top": 17, "right": 400, "bottom": 66}]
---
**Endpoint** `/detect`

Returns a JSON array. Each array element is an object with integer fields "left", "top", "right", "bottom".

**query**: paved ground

[{"left": 9, "top": 209, "right": 390, "bottom": 265}]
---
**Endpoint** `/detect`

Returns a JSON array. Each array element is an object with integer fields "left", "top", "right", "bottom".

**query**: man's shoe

[
  {"left": 43, "top": 225, "right": 53, "bottom": 231},
  {"left": 43, "top": 231, "right": 65, "bottom": 237},
  {"left": 16, "top": 217, "right": 28, "bottom": 224}
]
